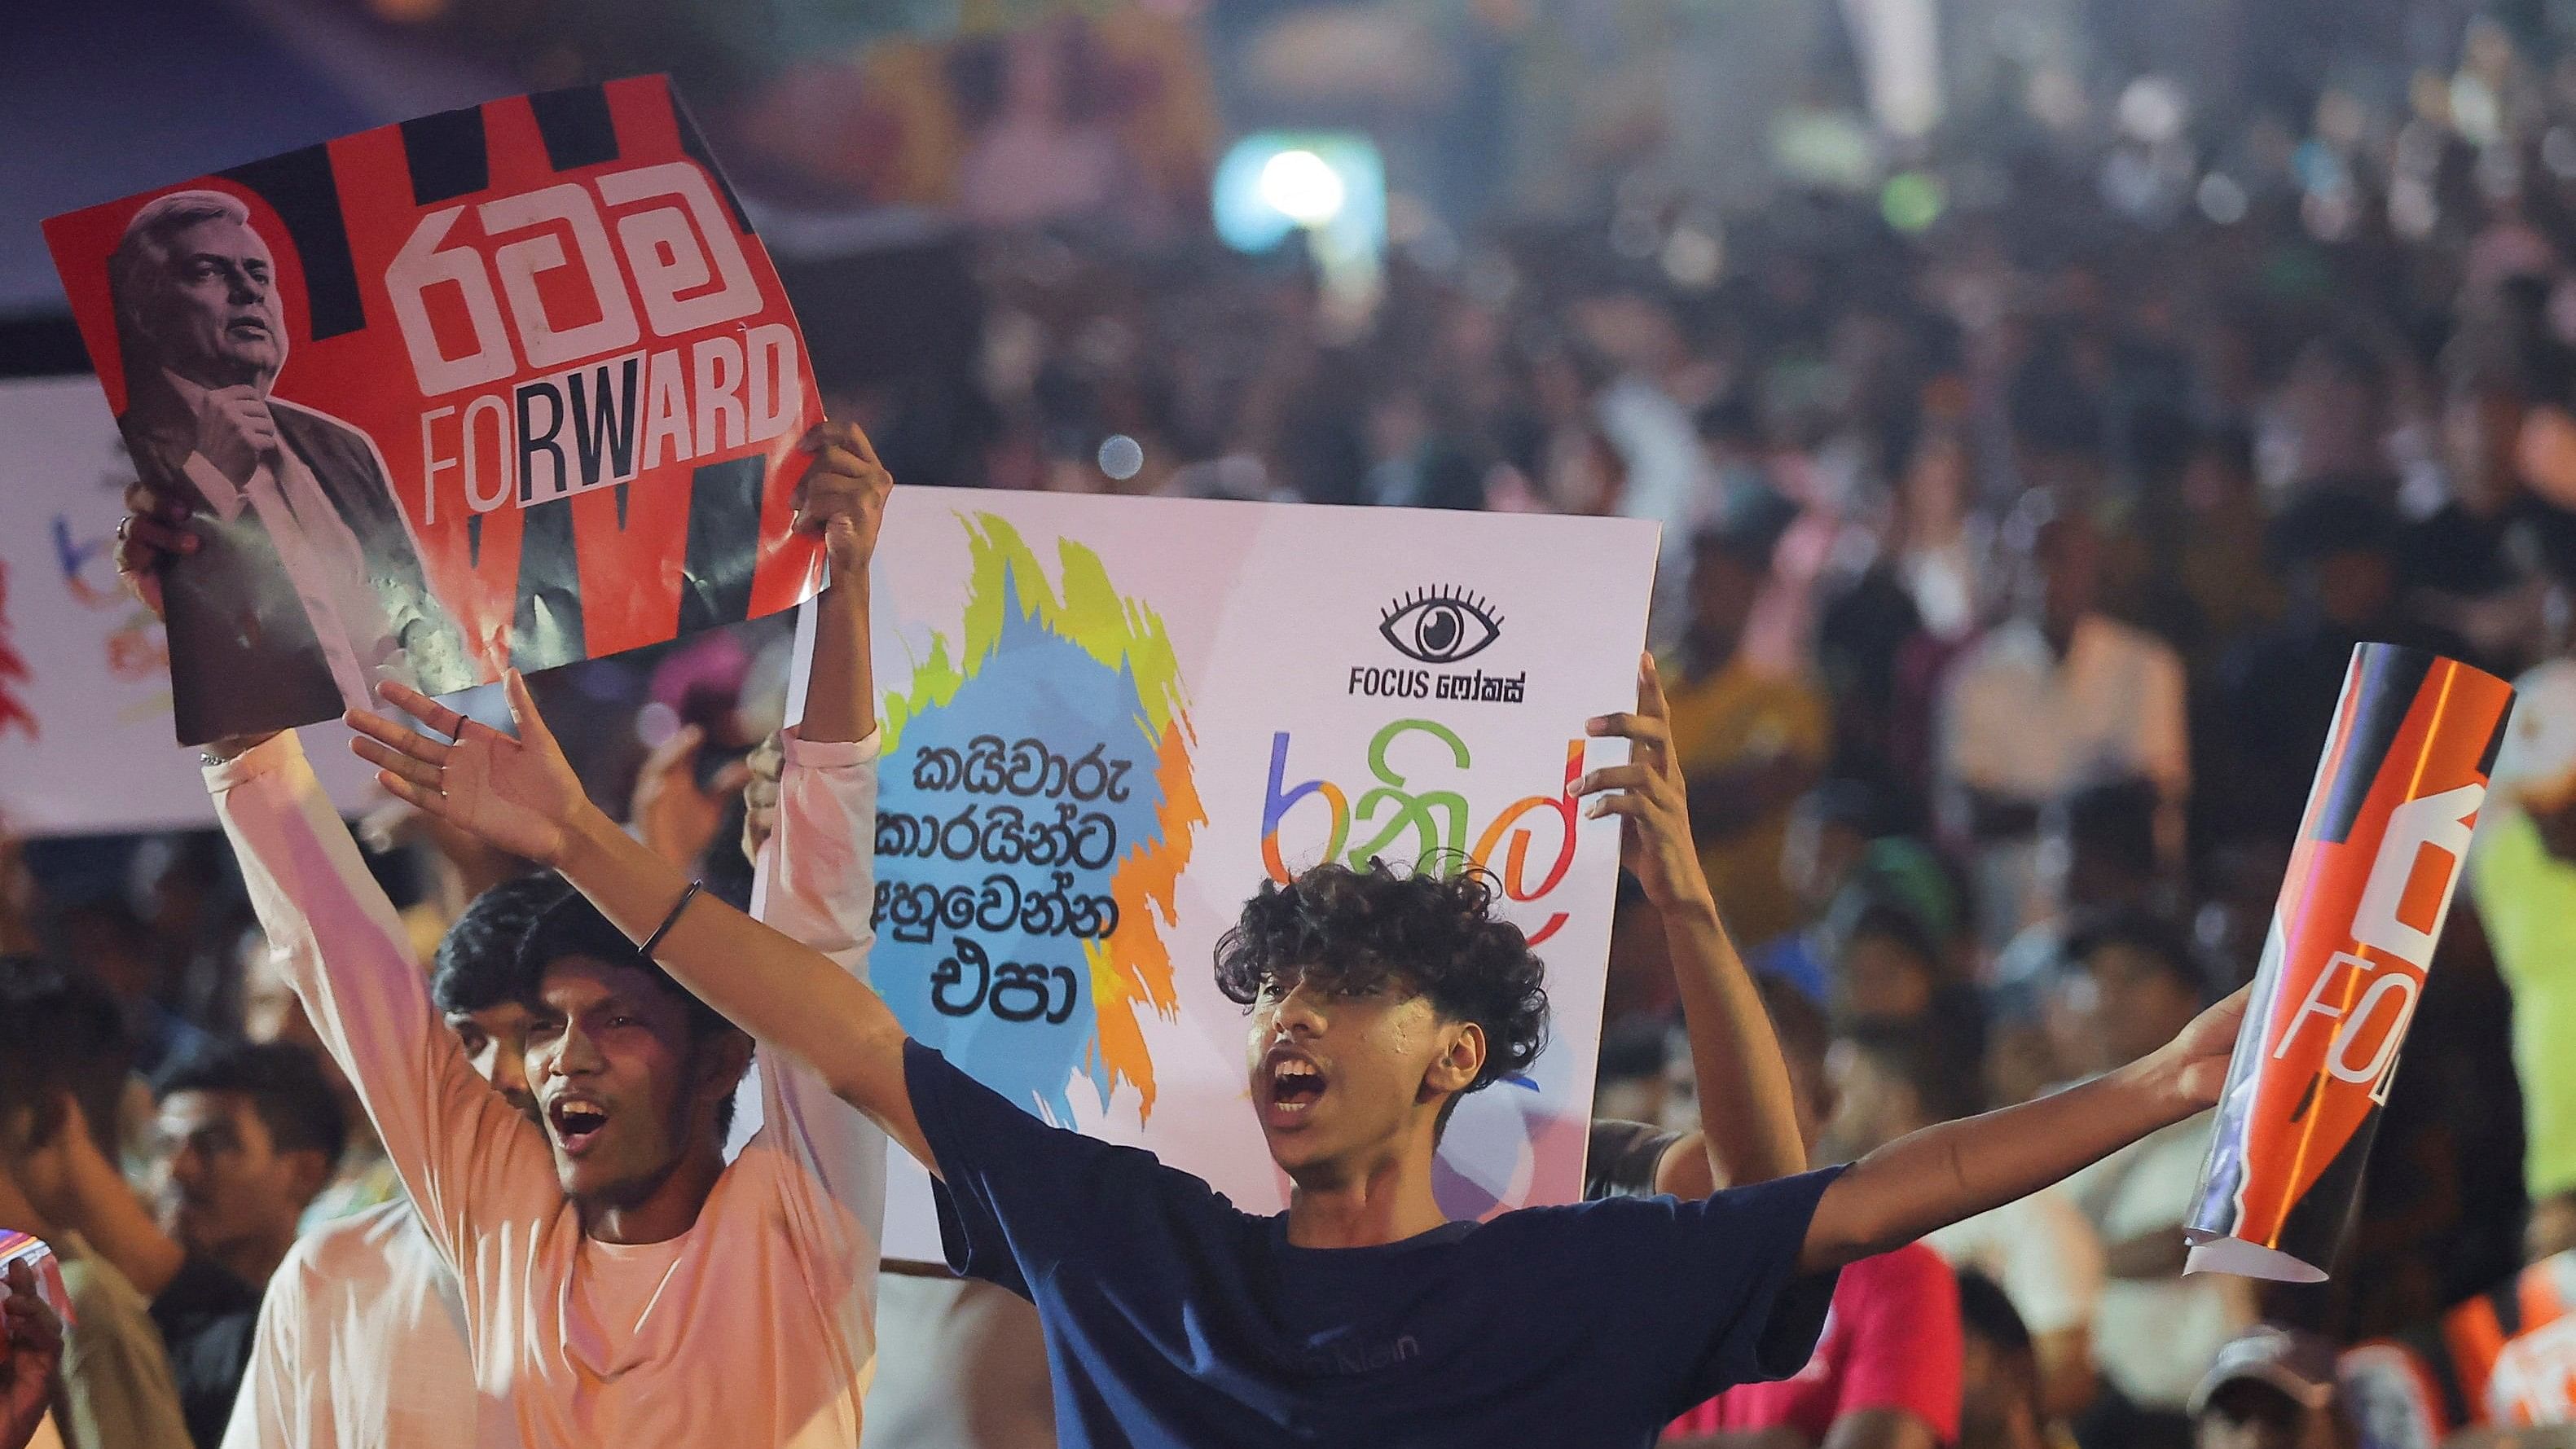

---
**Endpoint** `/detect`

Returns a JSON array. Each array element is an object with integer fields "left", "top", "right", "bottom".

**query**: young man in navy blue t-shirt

[{"left": 356, "top": 545, "right": 2250, "bottom": 1449}]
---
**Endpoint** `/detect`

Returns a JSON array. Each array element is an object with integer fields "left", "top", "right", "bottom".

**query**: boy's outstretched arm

[
  {"left": 1800, "top": 987, "right": 2249, "bottom": 1271},
  {"left": 1576, "top": 653, "right": 1807, "bottom": 1196},
  {"left": 349, "top": 424, "right": 939, "bottom": 1178}
]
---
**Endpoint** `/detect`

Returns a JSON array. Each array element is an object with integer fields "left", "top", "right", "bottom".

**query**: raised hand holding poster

[
  {"left": 43, "top": 76, "right": 823, "bottom": 745},
  {"left": 846, "top": 489, "right": 1659, "bottom": 1258}
]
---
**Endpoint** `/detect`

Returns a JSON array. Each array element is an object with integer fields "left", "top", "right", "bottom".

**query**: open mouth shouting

[
  {"left": 1258, "top": 1044, "right": 1329, "bottom": 1131},
  {"left": 546, "top": 1093, "right": 612, "bottom": 1156}
]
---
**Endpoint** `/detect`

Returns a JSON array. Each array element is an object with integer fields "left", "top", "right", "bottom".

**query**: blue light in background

[{"left": 1212, "top": 131, "right": 1387, "bottom": 263}]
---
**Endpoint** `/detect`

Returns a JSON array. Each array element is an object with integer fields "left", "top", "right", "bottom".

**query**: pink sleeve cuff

[
  {"left": 779, "top": 725, "right": 882, "bottom": 769},
  {"left": 202, "top": 730, "right": 310, "bottom": 793}
]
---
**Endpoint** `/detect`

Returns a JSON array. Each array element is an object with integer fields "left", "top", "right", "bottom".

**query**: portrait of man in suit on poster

[{"left": 108, "top": 188, "right": 468, "bottom": 744}]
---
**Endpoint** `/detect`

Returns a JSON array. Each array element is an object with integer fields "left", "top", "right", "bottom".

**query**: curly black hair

[{"left": 1213, "top": 860, "right": 1550, "bottom": 1135}]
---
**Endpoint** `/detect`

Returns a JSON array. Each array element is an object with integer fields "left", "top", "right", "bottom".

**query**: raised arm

[
  {"left": 1800, "top": 987, "right": 2247, "bottom": 1271},
  {"left": 1574, "top": 653, "right": 1806, "bottom": 1196},
  {"left": 627, "top": 724, "right": 754, "bottom": 872},
  {"left": 794, "top": 424, "right": 880, "bottom": 744},
  {"left": 204, "top": 730, "right": 554, "bottom": 1272},
  {"left": 112, "top": 489, "right": 550, "bottom": 1266},
  {"left": 37, "top": 1097, "right": 182, "bottom": 1300},
  {"left": 739, "top": 424, "right": 891, "bottom": 1217},
  {"left": 349, "top": 424, "right": 936, "bottom": 1177}
]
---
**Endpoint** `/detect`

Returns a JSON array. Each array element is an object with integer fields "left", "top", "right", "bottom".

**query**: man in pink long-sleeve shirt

[{"left": 159, "top": 423, "right": 896, "bottom": 1447}]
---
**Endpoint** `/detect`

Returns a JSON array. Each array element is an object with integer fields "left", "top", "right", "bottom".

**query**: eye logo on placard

[
  {"left": 1352, "top": 584, "right": 1526, "bottom": 705},
  {"left": 1379, "top": 586, "right": 1501, "bottom": 664}
]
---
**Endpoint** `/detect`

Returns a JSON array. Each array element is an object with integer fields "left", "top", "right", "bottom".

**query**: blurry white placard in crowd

[
  {"left": 0, "top": 376, "right": 379, "bottom": 835},
  {"left": 1841, "top": 0, "right": 1944, "bottom": 137}
]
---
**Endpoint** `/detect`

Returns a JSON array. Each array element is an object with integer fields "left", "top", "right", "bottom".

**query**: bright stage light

[
  {"left": 1257, "top": 149, "right": 1347, "bottom": 226},
  {"left": 1212, "top": 133, "right": 1385, "bottom": 258}
]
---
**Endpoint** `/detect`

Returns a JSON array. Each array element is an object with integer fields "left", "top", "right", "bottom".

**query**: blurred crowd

[
  {"left": 19, "top": 7, "right": 2576, "bottom": 1449},
  {"left": 823, "top": 15, "right": 2576, "bottom": 1447}
]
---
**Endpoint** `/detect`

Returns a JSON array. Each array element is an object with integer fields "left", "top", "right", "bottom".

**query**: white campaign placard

[
  {"left": 0, "top": 376, "right": 381, "bottom": 835},
  {"left": 846, "top": 486, "right": 1659, "bottom": 1258}
]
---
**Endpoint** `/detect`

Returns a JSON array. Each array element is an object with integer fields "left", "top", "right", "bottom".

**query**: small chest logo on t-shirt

[{"left": 1300, "top": 1334, "right": 1422, "bottom": 1376}]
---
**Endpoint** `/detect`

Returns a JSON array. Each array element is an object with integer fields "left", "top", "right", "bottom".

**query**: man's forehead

[
  {"left": 165, "top": 217, "right": 270, "bottom": 263},
  {"left": 159, "top": 1088, "right": 254, "bottom": 1131},
  {"left": 538, "top": 954, "right": 670, "bottom": 1009},
  {"left": 446, "top": 999, "right": 532, "bottom": 1031},
  {"left": 1268, "top": 958, "right": 1419, "bottom": 997}
]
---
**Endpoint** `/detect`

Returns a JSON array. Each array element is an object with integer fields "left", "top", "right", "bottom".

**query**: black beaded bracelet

[{"left": 640, "top": 880, "right": 704, "bottom": 960}]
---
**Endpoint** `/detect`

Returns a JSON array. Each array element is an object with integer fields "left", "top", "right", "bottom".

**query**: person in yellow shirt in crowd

[
  {"left": 2468, "top": 656, "right": 2576, "bottom": 1261},
  {"left": 1662, "top": 500, "right": 1830, "bottom": 953}
]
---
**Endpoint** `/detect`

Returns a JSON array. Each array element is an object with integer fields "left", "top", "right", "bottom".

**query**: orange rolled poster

[{"left": 2187, "top": 643, "right": 2516, "bottom": 1281}]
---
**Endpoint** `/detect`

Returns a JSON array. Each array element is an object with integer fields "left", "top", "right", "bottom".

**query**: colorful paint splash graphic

[{"left": 875, "top": 515, "right": 1200, "bottom": 1123}]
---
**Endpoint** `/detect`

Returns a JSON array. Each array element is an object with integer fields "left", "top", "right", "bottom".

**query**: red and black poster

[
  {"left": 44, "top": 76, "right": 824, "bottom": 745},
  {"left": 2184, "top": 643, "right": 2515, "bottom": 1280}
]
